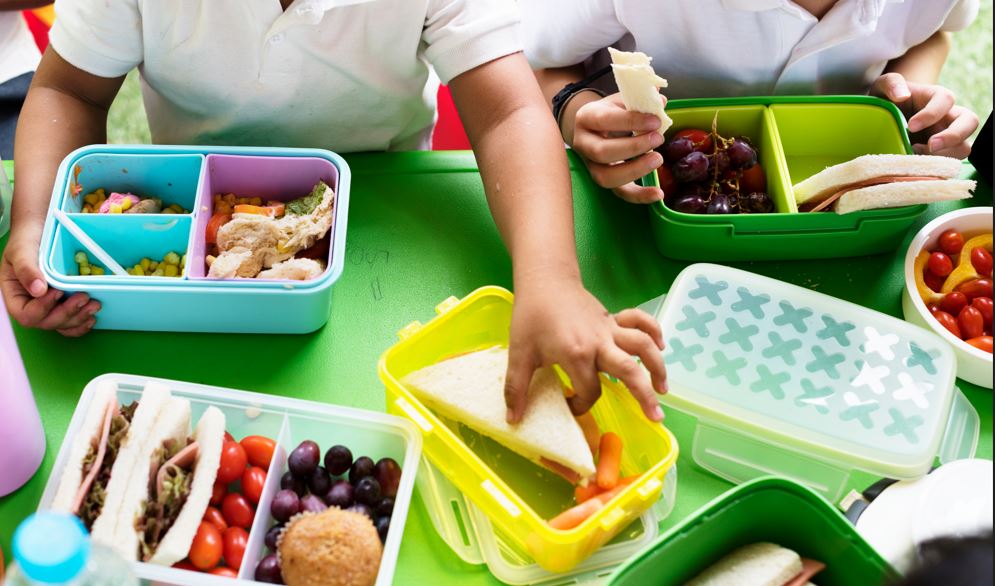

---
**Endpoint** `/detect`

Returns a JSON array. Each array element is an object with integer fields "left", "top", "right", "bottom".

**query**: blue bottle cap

[{"left": 12, "top": 513, "right": 90, "bottom": 584}]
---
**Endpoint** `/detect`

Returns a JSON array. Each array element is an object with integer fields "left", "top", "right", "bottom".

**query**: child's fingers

[
  {"left": 6, "top": 287, "right": 62, "bottom": 328},
  {"left": 871, "top": 72, "right": 911, "bottom": 103},
  {"left": 907, "top": 87, "right": 955, "bottom": 133},
  {"left": 612, "top": 183, "right": 663, "bottom": 204},
  {"left": 928, "top": 106, "right": 979, "bottom": 156},
  {"left": 5, "top": 242, "right": 48, "bottom": 298},
  {"left": 53, "top": 299, "right": 100, "bottom": 332},
  {"left": 588, "top": 152, "right": 662, "bottom": 189},
  {"left": 613, "top": 308, "right": 664, "bottom": 349},
  {"left": 579, "top": 97, "right": 661, "bottom": 135},
  {"left": 613, "top": 328, "right": 668, "bottom": 394},
  {"left": 597, "top": 346, "right": 662, "bottom": 421},
  {"left": 504, "top": 346, "right": 537, "bottom": 424},
  {"left": 563, "top": 360, "right": 602, "bottom": 417},
  {"left": 57, "top": 317, "right": 96, "bottom": 338},
  {"left": 574, "top": 130, "right": 663, "bottom": 165},
  {"left": 35, "top": 292, "right": 90, "bottom": 330}
]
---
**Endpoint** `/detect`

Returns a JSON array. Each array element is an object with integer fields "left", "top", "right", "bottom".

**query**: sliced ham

[
  {"left": 540, "top": 456, "right": 582, "bottom": 485},
  {"left": 155, "top": 442, "right": 199, "bottom": 499},
  {"left": 782, "top": 558, "right": 827, "bottom": 586},
  {"left": 800, "top": 176, "right": 943, "bottom": 212},
  {"left": 71, "top": 397, "right": 116, "bottom": 514}
]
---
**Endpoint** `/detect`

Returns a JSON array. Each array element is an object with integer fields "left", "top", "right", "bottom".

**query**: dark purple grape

[
  {"left": 743, "top": 191, "right": 774, "bottom": 213},
  {"left": 308, "top": 467, "right": 331, "bottom": 496},
  {"left": 300, "top": 494, "right": 328, "bottom": 514},
  {"left": 662, "top": 136, "right": 694, "bottom": 164},
  {"left": 348, "top": 503, "right": 375, "bottom": 520},
  {"left": 355, "top": 477, "right": 382, "bottom": 506},
  {"left": 349, "top": 456, "right": 375, "bottom": 483},
  {"left": 374, "top": 458, "right": 402, "bottom": 498},
  {"left": 264, "top": 524, "right": 283, "bottom": 552},
  {"left": 706, "top": 194, "right": 734, "bottom": 215},
  {"left": 288, "top": 440, "right": 320, "bottom": 479},
  {"left": 376, "top": 497, "right": 395, "bottom": 518},
  {"left": 727, "top": 138, "right": 757, "bottom": 169},
  {"left": 376, "top": 516, "right": 390, "bottom": 543},
  {"left": 672, "top": 152, "right": 709, "bottom": 183},
  {"left": 255, "top": 554, "right": 283, "bottom": 584},
  {"left": 324, "top": 445, "right": 353, "bottom": 476},
  {"left": 324, "top": 479, "right": 354, "bottom": 509},
  {"left": 280, "top": 471, "right": 307, "bottom": 497},
  {"left": 271, "top": 489, "right": 301, "bottom": 523},
  {"left": 672, "top": 193, "right": 708, "bottom": 214},
  {"left": 710, "top": 149, "right": 731, "bottom": 175}
]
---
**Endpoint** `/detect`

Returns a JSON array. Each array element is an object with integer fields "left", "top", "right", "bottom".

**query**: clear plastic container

[
  {"left": 6, "top": 512, "right": 138, "bottom": 585},
  {"left": 36, "top": 374, "right": 422, "bottom": 586},
  {"left": 648, "top": 264, "right": 979, "bottom": 503}
]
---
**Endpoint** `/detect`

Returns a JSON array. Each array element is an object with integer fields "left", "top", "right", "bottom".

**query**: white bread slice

[
  {"left": 793, "top": 154, "right": 963, "bottom": 205},
  {"left": 687, "top": 542, "right": 803, "bottom": 586},
  {"left": 834, "top": 179, "right": 975, "bottom": 214},
  {"left": 51, "top": 381, "right": 117, "bottom": 513},
  {"left": 401, "top": 347, "right": 596, "bottom": 479},
  {"left": 608, "top": 47, "right": 672, "bottom": 135},
  {"left": 148, "top": 406, "right": 226, "bottom": 566}
]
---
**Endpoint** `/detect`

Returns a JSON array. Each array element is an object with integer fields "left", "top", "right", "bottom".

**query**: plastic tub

[
  {"left": 37, "top": 145, "right": 351, "bottom": 333},
  {"left": 902, "top": 207, "right": 993, "bottom": 388},
  {"left": 378, "top": 287, "right": 679, "bottom": 573},
  {"left": 37, "top": 373, "right": 421, "bottom": 586},
  {"left": 607, "top": 477, "right": 898, "bottom": 586},
  {"left": 650, "top": 264, "right": 978, "bottom": 503},
  {"left": 0, "top": 295, "right": 45, "bottom": 497},
  {"left": 643, "top": 96, "right": 925, "bottom": 261}
]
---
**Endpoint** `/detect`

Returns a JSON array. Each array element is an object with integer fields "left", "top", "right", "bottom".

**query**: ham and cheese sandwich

[
  {"left": 686, "top": 543, "right": 826, "bottom": 586},
  {"left": 794, "top": 154, "right": 975, "bottom": 214}
]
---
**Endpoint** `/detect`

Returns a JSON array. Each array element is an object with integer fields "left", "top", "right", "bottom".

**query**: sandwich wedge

[
  {"left": 401, "top": 346, "right": 596, "bottom": 482},
  {"left": 793, "top": 154, "right": 975, "bottom": 214},
  {"left": 687, "top": 543, "right": 826, "bottom": 586},
  {"left": 609, "top": 48, "right": 672, "bottom": 135}
]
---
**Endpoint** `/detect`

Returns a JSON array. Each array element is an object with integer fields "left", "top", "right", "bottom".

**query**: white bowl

[{"left": 902, "top": 207, "right": 993, "bottom": 389}]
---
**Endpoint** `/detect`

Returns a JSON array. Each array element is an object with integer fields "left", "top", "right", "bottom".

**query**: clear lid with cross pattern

[{"left": 655, "top": 264, "right": 972, "bottom": 480}]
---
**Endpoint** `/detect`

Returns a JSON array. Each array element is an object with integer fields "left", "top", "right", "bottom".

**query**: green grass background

[{"left": 106, "top": 2, "right": 993, "bottom": 144}]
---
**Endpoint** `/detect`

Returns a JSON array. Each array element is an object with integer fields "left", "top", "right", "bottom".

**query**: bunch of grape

[{"left": 657, "top": 125, "right": 774, "bottom": 215}]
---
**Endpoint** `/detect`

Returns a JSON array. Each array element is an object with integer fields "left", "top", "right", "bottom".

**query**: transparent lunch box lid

[
  {"left": 417, "top": 456, "right": 677, "bottom": 585},
  {"left": 642, "top": 264, "right": 978, "bottom": 482}
]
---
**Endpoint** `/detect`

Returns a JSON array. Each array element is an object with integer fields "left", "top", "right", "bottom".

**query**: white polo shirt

[
  {"left": 50, "top": 0, "right": 520, "bottom": 151},
  {"left": 522, "top": 0, "right": 978, "bottom": 99},
  {"left": 0, "top": 13, "right": 41, "bottom": 84}
]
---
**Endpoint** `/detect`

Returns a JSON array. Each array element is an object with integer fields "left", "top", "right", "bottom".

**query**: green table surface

[{"left": 1, "top": 151, "right": 991, "bottom": 584}]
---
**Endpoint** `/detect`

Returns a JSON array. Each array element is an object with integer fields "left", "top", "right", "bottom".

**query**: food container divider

[
  {"left": 37, "top": 373, "right": 422, "bottom": 586},
  {"left": 652, "top": 264, "right": 978, "bottom": 502},
  {"left": 607, "top": 477, "right": 898, "bottom": 586},
  {"left": 379, "top": 287, "right": 679, "bottom": 573}
]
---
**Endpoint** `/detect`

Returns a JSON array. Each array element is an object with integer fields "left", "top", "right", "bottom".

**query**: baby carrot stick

[
  {"left": 594, "top": 476, "right": 639, "bottom": 505},
  {"left": 575, "top": 412, "right": 601, "bottom": 456},
  {"left": 596, "top": 432, "right": 623, "bottom": 490},
  {"left": 574, "top": 482, "right": 602, "bottom": 504},
  {"left": 548, "top": 498, "right": 603, "bottom": 530}
]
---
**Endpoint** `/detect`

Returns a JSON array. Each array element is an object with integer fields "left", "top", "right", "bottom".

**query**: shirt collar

[{"left": 720, "top": 0, "right": 904, "bottom": 24}]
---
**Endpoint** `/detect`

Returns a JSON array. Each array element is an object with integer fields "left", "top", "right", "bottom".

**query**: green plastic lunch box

[
  {"left": 607, "top": 477, "right": 899, "bottom": 586},
  {"left": 642, "top": 96, "right": 926, "bottom": 261},
  {"left": 37, "top": 145, "right": 350, "bottom": 333}
]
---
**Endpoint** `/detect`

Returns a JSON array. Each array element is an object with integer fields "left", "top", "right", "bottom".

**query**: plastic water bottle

[{"left": 4, "top": 513, "right": 138, "bottom": 586}]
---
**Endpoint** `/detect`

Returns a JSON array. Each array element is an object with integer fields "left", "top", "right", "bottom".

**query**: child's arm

[
  {"left": 0, "top": 49, "right": 123, "bottom": 335},
  {"left": 0, "top": 1, "right": 52, "bottom": 9},
  {"left": 871, "top": 31, "right": 979, "bottom": 158},
  {"left": 450, "top": 52, "right": 667, "bottom": 423}
]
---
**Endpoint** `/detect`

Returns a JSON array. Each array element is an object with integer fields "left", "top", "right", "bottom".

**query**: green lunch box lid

[{"left": 607, "top": 476, "right": 898, "bottom": 586}]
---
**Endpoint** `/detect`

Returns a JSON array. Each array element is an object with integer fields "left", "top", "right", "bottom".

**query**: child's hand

[
  {"left": 504, "top": 275, "right": 667, "bottom": 424},
  {"left": 572, "top": 93, "right": 667, "bottom": 204},
  {"left": 1, "top": 229, "right": 99, "bottom": 336},
  {"left": 872, "top": 73, "right": 979, "bottom": 159}
]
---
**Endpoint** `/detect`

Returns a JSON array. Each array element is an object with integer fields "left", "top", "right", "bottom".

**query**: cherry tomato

[
  {"left": 217, "top": 441, "right": 248, "bottom": 485},
  {"left": 958, "top": 306, "right": 985, "bottom": 340},
  {"left": 938, "top": 229, "right": 965, "bottom": 256},
  {"left": 242, "top": 466, "right": 267, "bottom": 505},
  {"left": 224, "top": 431, "right": 235, "bottom": 443},
  {"left": 657, "top": 164, "right": 678, "bottom": 199},
  {"left": 972, "top": 297, "right": 993, "bottom": 328},
  {"left": 221, "top": 492, "right": 255, "bottom": 529},
  {"left": 956, "top": 278, "right": 994, "bottom": 300},
  {"left": 240, "top": 436, "right": 277, "bottom": 469},
  {"left": 172, "top": 560, "right": 198, "bottom": 572},
  {"left": 932, "top": 310, "right": 962, "bottom": 339},
  {"left": 966, "top": 336, "right": 994, "bottom": 353},
  {"left": 927, "top": 252, "right": 954, "bottom": 278},
  {"left": 924, "top": 270, "right": 946, "bottom": 293},
  {"left": 740, "top": 163, "right": 766, "bottom": 194},
  {"left": 210, "top": 481, "right": 227, "bottom": 506},
  {"left": 223, "top": 527, "right": 249, "bottom": 571},
  {"left": 205, "top": 213, "right": 232, "bottom": 245},
  {"left": 203, "top": 506, "right": 228, "bottom": 533},
  {"left": 927, "top": 303, "right": 941, "bottom": 316},
  {"left": 189, "top": 521, "right": 223, "bottom": 571},
  {"left": 209, "top": 567, "right": 239, "bottom": 577},
  {"left": 674, "top": 128, "right": 713, "bottom": 153},
  {"left": 939, "top": 292, "right": 969, "bottom": 316},
  {"left": 971, "top": 246, "right": 993, "bottom": 276}
]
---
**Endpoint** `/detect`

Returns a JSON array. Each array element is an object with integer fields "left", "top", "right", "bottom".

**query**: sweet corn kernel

[
  {"left": 168, "top": 204, "right": 183, "bottom": 213},
  {"left": 74, "top": 251, "right": 88, "bottom": 264},
  {"left": 151, "top": 268, "right": 165, "bottom": 277},
  {"left": 132, "top": 264, "right": 144, "bottom": 274},
  {"left": 140, "top": 258, "right": 151, "bottom": 271},
  {"left": 129, "top": 267, "right": 143, "bottom": 276},
  {"left": 149, "top": 261, "right": 159, "bottom": 271},
  {"left": 180, "top": 254, "right": 187, "bottom": 268},
  {"left": 79, "top": 266, "right": 91, "bottom": 275},
  {"left": 164, "top": 252, "right": 180, "bottom": 266},
  {"left": 121, "top": 198, "right": 132, "bottom": 211},
  {"left": 109, "top": 203, "right": 123, "bottom": 214},
  {"left": 164, "top": 264, "right": 179, "bottom": 277},
  {"left": 249, "top": 197, "right": 263, "bottom": 206},
  {"left": 90, "top": 267, "right": 105, "bottom": 276},
  {"left": 84, "top": 193, "right": 99, "bottom": 205}
]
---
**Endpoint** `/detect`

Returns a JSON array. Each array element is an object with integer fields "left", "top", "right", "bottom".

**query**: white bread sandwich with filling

[
  {"left": 401, "top": 346, "right": 596, "bottom": 483},
  {"left": 793, "top": 154, "right": 974, "bottom": 214},
  {"left": 686, "top": 543, "right": 826, "bottom": 586},
  {"left": 609, "top": 48, "right": 672, "bottom": 135}
]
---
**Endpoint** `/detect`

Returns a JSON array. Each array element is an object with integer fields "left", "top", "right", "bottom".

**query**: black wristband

[{"left": 551, "top": 66, "right": 612, "bottom": 126}]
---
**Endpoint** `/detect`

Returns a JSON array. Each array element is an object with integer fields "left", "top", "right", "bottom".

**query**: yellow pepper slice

[
  {"left": 941, "top": 234, "right": 994, "bottom": 294},
  {"left": 915, "top": 250, "right": 944, "bottom": 305}
]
